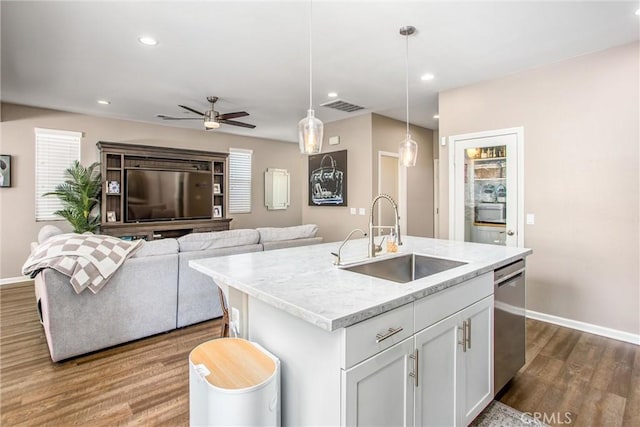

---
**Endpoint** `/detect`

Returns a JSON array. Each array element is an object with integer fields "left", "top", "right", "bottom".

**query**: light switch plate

[
  {"left": 358, "top": 208, "right": 366, "bottom": 216},
  {"left": 329, "top": 136, "right": 340, "bottom": 145},
  {"left": 526, "top": 213, "right": 535, "bottom": 225},
  {"left": 350, "top": 207, "right": 356, "bottom": 215}
]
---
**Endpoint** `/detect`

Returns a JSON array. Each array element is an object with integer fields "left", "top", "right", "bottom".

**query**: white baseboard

[
  {"left": 526, "top": 309, "right": 640, "bottom": 346},
  {"left": 0, "top": 276, "right": 32, "bottom": 286}
]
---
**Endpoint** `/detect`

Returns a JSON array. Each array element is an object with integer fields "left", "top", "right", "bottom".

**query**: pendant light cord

[
  {"left": 405, "top": 31, "right": 409, "bottom": 135},
  {"left": 309, "top": 0, "right": 313, "bottom": 111}
]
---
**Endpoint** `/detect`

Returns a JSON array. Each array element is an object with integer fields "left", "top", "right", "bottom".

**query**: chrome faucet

[
  {"left": 332, "top": 228, "right": 367, "bottom": 266},
  {"left": 369, "top": 194, "right": 402, "bottom": 258}
]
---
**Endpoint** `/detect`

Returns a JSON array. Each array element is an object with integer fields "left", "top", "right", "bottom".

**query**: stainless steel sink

[{"left": 343, "top": 253, "right": 467, "bottom": 283}]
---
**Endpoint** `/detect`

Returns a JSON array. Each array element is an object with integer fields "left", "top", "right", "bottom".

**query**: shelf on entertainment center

[
  {"left": 100, "top": 219, "right": 232, "bottom": 241},
  {"left": 97, "top": 141, "right": 230, "bottom": 240}
]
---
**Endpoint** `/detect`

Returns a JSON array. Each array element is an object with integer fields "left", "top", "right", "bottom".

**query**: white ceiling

[{"left": 2, "top": 1, "right": 638, "bottom": 143}]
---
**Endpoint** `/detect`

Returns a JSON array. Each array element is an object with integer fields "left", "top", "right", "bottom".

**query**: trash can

[{"left": 189, "top": 338, "right": 280, "bottom": 427}]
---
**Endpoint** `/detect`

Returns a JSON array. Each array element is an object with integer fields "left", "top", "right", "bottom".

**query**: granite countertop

[{"left": 190, "top": 236, "right": 532, "bottom": 332}]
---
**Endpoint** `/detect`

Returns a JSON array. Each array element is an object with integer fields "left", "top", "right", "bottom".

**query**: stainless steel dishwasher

[{"left": 494, "top": 259, "right": 526, "bottom": 394}]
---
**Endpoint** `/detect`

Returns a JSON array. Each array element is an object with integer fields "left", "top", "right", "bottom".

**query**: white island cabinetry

[
  {"left": 342, "top": 337, "right": 416, "bottom": 427},
  {"left": 415, "top": 295, "right": 493, "bottom": 426},
  {"left": 248, "top": 272, "right": 493, "bottom": 426},
  {"left": 190, "top": 236, "right": 531, "bottom": 426}
]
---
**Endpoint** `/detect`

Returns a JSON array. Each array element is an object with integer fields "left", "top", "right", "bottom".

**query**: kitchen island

[{"left": 191, "top": 236, "right": 531, "bottom": 426}]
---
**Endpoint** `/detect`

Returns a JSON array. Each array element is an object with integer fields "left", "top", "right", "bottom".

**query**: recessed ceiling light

[
  {"left": 328, "top": 92, "right": 338, "bottom": 98},
  {"left": 433, "top": 114, "right": 439, "bottom": 119},
  {"left": 421, "top": 73, "right": 435, "bottom": 81},
  {"left": 97, "top": 99, "right": 110, "bottom": 105},
  {"left": 138, "top": 36, "right": 158, "bottom": 46}
]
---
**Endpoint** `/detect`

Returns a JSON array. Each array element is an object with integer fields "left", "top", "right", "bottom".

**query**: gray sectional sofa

[{"left": 32, "top": 225, "right": 322, "bottom": 362}]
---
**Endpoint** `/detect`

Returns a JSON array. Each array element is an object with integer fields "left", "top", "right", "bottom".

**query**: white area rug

[{"left": 471, "top": 400, "right": 550, "bottom": 426}]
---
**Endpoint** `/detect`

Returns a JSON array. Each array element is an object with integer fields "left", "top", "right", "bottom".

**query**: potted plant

[{"left": 44, "top": 161, "right": 102, "bottom": 233}]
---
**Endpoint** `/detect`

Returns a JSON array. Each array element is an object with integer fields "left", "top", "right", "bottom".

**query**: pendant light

[
  {"left": 398, "top": 25, "right": 418, "bottom": 167},
  {"left": 298, "top": 0, "right": 323, "bottom": 154}
]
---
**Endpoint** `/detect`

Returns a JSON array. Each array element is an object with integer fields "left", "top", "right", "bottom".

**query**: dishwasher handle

[
  {"left": 494, "top": 259, "right": 525, "bottom": 285},
  {"left": 495, "top": 268, "right": 525, "bottom": 286}
]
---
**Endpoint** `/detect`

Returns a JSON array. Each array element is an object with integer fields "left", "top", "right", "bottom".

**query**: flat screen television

[{"left": 125, "top": 169, "right": 212, "bottom": 222}]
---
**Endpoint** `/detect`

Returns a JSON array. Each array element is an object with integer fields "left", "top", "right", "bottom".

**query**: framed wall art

[
  {"left": 0, "top": 155, "right": 11, "bottom": 188},
  {"left": 308, "top": 150, "right": 347, "bottom": 206}
]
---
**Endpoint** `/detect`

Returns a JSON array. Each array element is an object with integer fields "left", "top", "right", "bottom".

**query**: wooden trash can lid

[{"left": 190, "top": 338, "right": 276, "bottom": 390}]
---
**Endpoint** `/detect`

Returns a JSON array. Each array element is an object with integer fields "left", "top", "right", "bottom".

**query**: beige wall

[
  {"left": 300, "top": 113, "right": 434, "bottom": 244},
  {"left": 0, "top": 103, "right": 303, "bottom": 279},
  {"left": 371, "top": 114, "right": 434, "bottom": 237},
  {"left": 301, "top": 114, "right": 373, "bottom": 243},
  {"left": 438, "top": 42, "right": 639, "bottom": 334}
]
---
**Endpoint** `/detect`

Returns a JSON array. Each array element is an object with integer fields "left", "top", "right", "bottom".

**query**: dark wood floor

[
  {"left": 0, "top": 281, "right": 221, "bottom": 426},
  {"left": 497, "top": 316, "right": 639, "bottom": 427},
  {"left": 1, "top": 281, "right": 638, "bottom": 426}
]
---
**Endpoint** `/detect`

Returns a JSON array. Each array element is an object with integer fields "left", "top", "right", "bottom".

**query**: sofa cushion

[
  {"left": 262, "top": 236, "right": 323, "bottom": 251},
  {"left": 38, "top": 225, "right": 64, "bottom": 244},
  {"left": 177, "top": 229, "right": 260, "bottom": 252},
  {"left": 132, "top": 238, "right": 178, "bottom": 257},
  {"left": 257, "top": 224, "right": 319, "bottom": 243}
]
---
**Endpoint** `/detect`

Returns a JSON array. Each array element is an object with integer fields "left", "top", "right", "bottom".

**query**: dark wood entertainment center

[{"left": 97, "top": 141, "right": 231, "bottom": 240}]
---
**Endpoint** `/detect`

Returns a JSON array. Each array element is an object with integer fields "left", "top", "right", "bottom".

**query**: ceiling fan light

[
  {"left": 204, "top": 110, "right": 219, "bottom": 129},
  {"left": 399, "top": 134, "right": 418, "bottom": 167},
  {"left": 298, "top": 109, "right": 323, "bottom": 154}
]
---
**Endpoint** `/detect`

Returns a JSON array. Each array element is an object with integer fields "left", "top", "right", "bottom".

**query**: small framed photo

[
  {"left": 0, "top": 155, "right": 12, "bottom": 188},
  {"left": 107, "top": 180, "right": 120, "bottom": 194},
  {"left": 213, "top": 205, "right": 222, "bottom": 218},
  {"left": 213, "top": 183, "right": 221, "bottom": 194},
  {"left": 106, "top": 211, "right": 117, "bottom": 222}
]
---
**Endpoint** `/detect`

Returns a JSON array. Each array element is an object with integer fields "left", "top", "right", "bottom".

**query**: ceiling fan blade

[
  {"left": 156, "top": 114, "right": 202, "bottom": 120},
  {"left": 220, "top": 119, "right": 256, "bottom": 129},
  {"left": 178, "top": 105, "right": 205, "bottom": 116},
  {"left": 218, "top": 111, "right": 249, "bottom": 120}
]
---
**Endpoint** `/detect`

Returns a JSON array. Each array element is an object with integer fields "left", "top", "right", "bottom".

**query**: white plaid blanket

[{"left": 22, "top": 233, "right": 144, "bottom": 294}]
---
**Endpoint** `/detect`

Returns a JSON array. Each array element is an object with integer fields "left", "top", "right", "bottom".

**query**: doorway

[
  {"left": 378, "top": 151, "right": 407, "bottom": 236},
  {"left": 448, "top": 128, "right": 524, "bottom": 247}
]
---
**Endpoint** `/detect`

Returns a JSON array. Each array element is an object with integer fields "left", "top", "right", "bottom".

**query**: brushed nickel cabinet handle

[
  {"left": 409, "top": 349, "right": 419, "bottom": 387},
  {"left": 465, "top": 318, "right": 472, "bottom": 350},
  {"left": 375, "top": 327, "right": 404, "bottom": 343},
  {"left": 458, "top": 324, "right": 466, "bottom": 352}
]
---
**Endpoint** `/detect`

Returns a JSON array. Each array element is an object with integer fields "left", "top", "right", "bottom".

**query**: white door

[
  {"left": 414, "top": 314, "right": 460, "bottom": 427},
  {"left": 378, "top": 151, "right": 407, "bottom": 236},
  {"left": 458, "top": 296, "right": 494, "bottom": 425},
  {"left": 342, "top": 337, "right": 415, "bottom": 427},
  {"left": 449, "top": 128, "right": 524, "bottom": 247}
]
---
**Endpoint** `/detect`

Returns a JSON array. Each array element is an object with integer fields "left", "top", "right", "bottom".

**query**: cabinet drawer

[
  {"left": 342, "top": 302, "right": 414, "bottom": 369},
  {"left": 414, "top": 272, "right": 492, "bottom": 332}
]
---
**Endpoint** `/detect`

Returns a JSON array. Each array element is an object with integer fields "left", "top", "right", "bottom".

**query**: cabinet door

[
  {"left": 342, "top": 337, "right": 415, "bottom": 427},
  {"left": 458, "top": 296, "right": 494, "bottom": 425},
  {"left": 414, "top": 313, "right": 460, "bottom": 427}
]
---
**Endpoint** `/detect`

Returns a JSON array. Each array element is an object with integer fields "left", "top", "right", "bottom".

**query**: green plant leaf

[{"left": 43, "top": 160, "right": 102, "bottom": 233}]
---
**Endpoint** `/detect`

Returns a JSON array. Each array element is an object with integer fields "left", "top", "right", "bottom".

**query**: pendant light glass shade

[
  {"left": 298, "top": 0, "right": 323, "bottom": 154},
  {"left": 399, "top": 25, "right": 418, "bottom": 167},
  {"left": 298, "top": 109, "right": 323, "bottom": 154},
  {"left": 399, "top": 133, "right": 418, "bottom": 167}
]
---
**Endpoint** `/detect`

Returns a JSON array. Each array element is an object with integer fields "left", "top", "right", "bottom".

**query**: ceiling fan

[{"left": 156, "top": 96, "right": 256, "bottom": 129}]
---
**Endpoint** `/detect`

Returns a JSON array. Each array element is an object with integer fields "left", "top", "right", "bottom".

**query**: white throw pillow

[{"left": 38, "top": 225, "right": 64, "bottom": 244}]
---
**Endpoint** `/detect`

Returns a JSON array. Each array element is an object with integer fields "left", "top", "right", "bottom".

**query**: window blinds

[
  {"left": 228, "top": 148, "right": 252, "bottom": 213},
  {"left": 35, "top": 128, "right": 82, "bottom": 221}
]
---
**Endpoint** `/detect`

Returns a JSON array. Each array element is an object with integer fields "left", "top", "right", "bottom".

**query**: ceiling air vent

[{"left": 320, "top": 99, "right": 365, "bottom": 113}]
